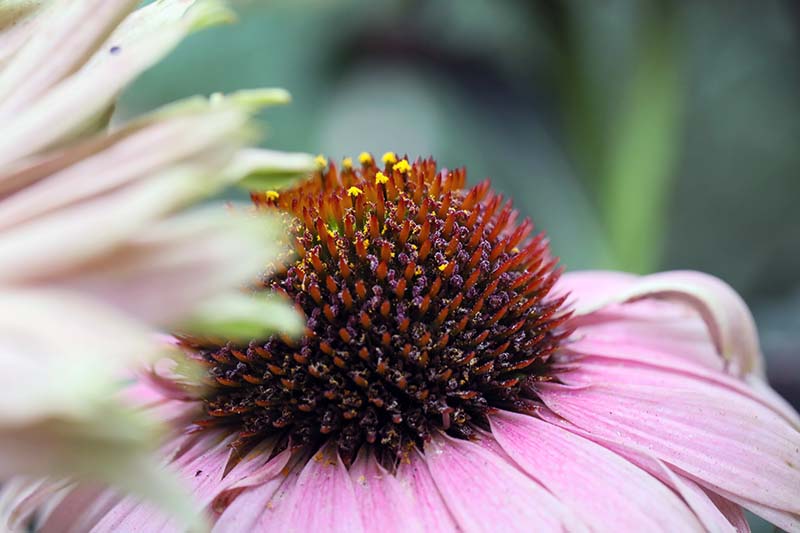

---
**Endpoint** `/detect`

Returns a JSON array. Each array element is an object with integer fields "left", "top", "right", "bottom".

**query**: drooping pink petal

[
  {"left": 257, "top": 445, "right": 364, "bottom": 532},
  {"left": 536, "top": 359, "right": 800, "bottom": 519},
  {"left": 489, "top": 410, "right": 704, "bottom": 532},
  {"left": 423, "top": 432, "right": 586, "bottom": 532},
  {"left": 561, "top": 270, "right": 763, "bottom": 377},
  {"left": 348, "top": 449, "right": 425, "bottom": 533},
  {"left": 567, "top": 298, "right": 724, "bottom": 371}
]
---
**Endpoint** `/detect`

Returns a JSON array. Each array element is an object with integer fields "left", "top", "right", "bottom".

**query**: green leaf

[
  {"left": 227, "top": 148, "right": 315, "bottom": 190},
  {"left": 181, "top": 292, "right": 305, "bottom": 340}
]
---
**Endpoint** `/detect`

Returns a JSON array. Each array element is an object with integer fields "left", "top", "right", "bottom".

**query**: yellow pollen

[
  {"left": 415, "top": 266, "right": 423, "bottom": 276},
  {"left": 342, "top": 157, "right": 353, "bottom": 169},
  {"left": 363, "top": 239, "right": 370, "bottom": 248},
  {"left": 265, "top": 190, "right": 280, "bottom": 201},
  {"left": 381, "top": 151, "right": 397, "bottom": 165},
  {"left": 314, "top": 154, "right": 328, "bottom": 168},
  {"left": 358, "top": 151, "right": 373, "bottom": 165},
  {"left": 392, "top": 159, "right": 411, "bottom": 173},
  {"left": 438, "top": 263, "right": 448, "bottom": 272},
  {"left": 375, "top": 171, "right": 389, "bottom": 185},
  {"left": 347, "top": 186, "right": 363, "bottom": 197},
  {"left": 512, "top": 247, "right": 520, "bottom": 254}
]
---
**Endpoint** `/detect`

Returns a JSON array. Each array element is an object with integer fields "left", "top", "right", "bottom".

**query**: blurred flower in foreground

[
  {"left": 12, "top": 155, "right": 798, "bottom": 531},
  {"left": 0, "top": 0, "right": 312, "bottom": 528}
]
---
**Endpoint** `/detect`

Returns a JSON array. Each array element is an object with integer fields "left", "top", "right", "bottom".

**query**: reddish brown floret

[{"left": 181, "top": 155, "right": 571, "bottom": 467}]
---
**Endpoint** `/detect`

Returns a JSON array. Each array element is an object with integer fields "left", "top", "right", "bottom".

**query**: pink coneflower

[{"left": 11, "top": 154, "right": 799, "bottom": 532}]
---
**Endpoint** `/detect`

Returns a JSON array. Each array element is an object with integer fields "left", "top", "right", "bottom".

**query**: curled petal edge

[{"left": 570, "top": 270, "right": 763, "bottom": 378}]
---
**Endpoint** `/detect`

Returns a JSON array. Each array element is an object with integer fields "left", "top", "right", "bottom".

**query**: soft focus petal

[
  {"left": 0, "top": 0, "right": 234, "bottom": 164},
  {"left": 0, "top": 0, "right": 136, "bottom": 113},
  {"left": 537, "top": 358, "right": 800, "bottom": 520},
  {"left": 490, "top": 410, "right": 704, "bottom": 532},
  {"left": 0, "top": 168, "right": 211, "bottom": 284},
  {"left": 423, "top": 433, "right": 585, "bottom": 533},
  {"left": 227, "top": 148, "right": 316, "bottom": 191},
  {"left": 53, "top": 208, "right": 288, "bottom": 326},
  {"left": 182, "top": 291, "right": 305, "bottom": 342},
  {"left": 0, "top": 105, "right": 248, "bottom": 219},
  {"left": 0, "top": 289, "right": 206, "bottom": 531}
]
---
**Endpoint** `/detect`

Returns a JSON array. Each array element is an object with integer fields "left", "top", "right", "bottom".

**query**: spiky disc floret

[{"left": 183, "top": 154, "right": 571, "bottom": 466}]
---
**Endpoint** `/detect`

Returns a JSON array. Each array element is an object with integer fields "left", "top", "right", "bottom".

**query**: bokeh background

[{"left": 120, "top": 3, "right": 799, "bottom": 526}]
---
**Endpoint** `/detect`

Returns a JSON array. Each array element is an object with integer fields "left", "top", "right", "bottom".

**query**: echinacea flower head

[{"left": 9, "top": 155, "right": 800, "bottom": 532}]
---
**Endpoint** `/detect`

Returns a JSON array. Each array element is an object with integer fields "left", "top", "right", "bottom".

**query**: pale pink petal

[
  {"left": 563, "top": 270, "right": 763, "bottom": 377},
  {"left": 0, "top": 0, "right": 214, "bottom": 164},
  {"left": 0, "top": 169, "right": 204, "bottom": 283},
  {"left": 423, "top": 432, "right": 586, "bottom": 533},
  {"left": 349, "top": 449, "right": 425, "bottom": 533},
  {"left": 0, "top": 478, "right": 69, "bottom": 532},
  {"left": 52, "top": 208, "right": 280, "bottom": 325},
  {"left": 489, "top": 410, "right": 704, "bottom": 532},
  {"left": 0, "top": 109, "right": 245, "bottom": 228},
  {"left": 604, "top": 444, "right": 749, "bottom": 533},
  {"left": 559, "top": 344, "right": 799, "bottom": 427},
  {"left": 257, "top": 445, "right": 364, "bottom": 532},
  {"left": 554, "top": 270, "right": 637, "bottom": 304},
  {"left": 536, "top": 360, "right": 800, "bottom": 518},
  {"left": 211, "top": 450, "right": 294, "bottom": 533},
  {"left": 0, "top": 0, "right": 136, "bottom": 114},
  {"left": 568, "top": 298, "right": 724, "bottom": 370},
  {"left": 0, "top": 2, "right": 49, "bottom": 65},
  {"left": 394, "top": 448, "right": 459, "bottom": 532}
]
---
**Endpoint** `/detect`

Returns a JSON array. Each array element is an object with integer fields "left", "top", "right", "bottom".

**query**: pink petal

[
  {"left": 423, "top": 433, "right": 585, "bottom": 532},
  {"left": 568, "top": 298, "right": 724, "bottom": 370},
  {"left": 0, "top": 0, "right": 136, "bottom": 115},
  {"left": 537, "top": 360, "right": 800, "bottom": 517},
  {"left": 597, "top": 443, "right": 749, "bottom": 533},
  {"left": 212, "top": 450, "right": 293, "bottom": 533},
  {"left": 257, "top": 445, "right": 364, "bottom": 532},
  {"left": 489, "top": 410, "right": 704, "bottom": 531},
  {"left": 348, "top": 450, "right": 425, "bottom": 533},
  {"left": 558, "top": 345, "right": 799, "bottom": 427},
  {"left": 562, "top": 270, "right": 763, "bottom": 377},
  {"left": 554, "top": 270, "right": 637, "bottom": 304},
  {"left": 394, "top": 448, "right": 459, "bottom": 532}
]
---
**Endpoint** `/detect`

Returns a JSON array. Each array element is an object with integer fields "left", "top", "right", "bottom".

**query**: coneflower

[{"left": 11, "top": 154, "right": 800, "bottom": 532}]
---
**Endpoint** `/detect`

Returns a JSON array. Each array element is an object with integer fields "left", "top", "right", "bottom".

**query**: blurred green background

[{"left": 124, "top": 0, "right": 799, "bottom": 448}]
